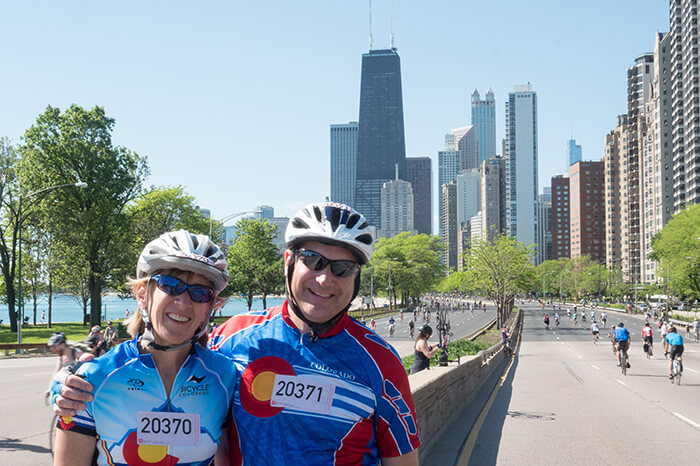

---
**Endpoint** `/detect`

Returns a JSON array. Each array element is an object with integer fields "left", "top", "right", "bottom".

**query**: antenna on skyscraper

[
  {"left": 368, "top": 0, "right": 373, "bottom": 50},
  {"left": 389, "top": 0, "right": 395, "bottom": 49}
]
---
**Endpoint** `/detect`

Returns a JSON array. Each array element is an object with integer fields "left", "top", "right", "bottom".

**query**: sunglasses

[
  {"left": 295, "top": 249, "right": 360, "bottom": 278},
  {"left": 151, "top": 274, "right": 215, "bottom": 303}
]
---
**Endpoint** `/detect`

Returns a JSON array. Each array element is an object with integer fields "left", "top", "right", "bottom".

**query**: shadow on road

[
  {"left": 466, "top": 347, "right": 519, "bottom": 466},
  {"left": 0, "top": 437, "right": 50, "bottom": 454}
]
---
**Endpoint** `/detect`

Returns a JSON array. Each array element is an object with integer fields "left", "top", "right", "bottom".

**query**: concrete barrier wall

[
  {"left": 409, "top": 310, "right": 521, "bottom": 461},
  {"left": 409, "top": 342, "right": 505, "bottom": 460}
]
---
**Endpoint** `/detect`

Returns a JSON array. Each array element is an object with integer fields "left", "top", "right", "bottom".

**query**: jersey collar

[{"left": 281, "top": 299, "right": 350, "bottom": 339}]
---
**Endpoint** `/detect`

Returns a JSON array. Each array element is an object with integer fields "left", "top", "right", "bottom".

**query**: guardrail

[{"left": 0, "top": 338, "right": 130, "bottom": 356}]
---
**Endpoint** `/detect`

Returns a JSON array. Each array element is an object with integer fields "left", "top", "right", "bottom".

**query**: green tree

[
  {"left": 18, "top": 105, "right": 149, "bottom": 327},
  {"left": 370, "top": 233, "right": 443, "bottom": 307},
  {"left": 115, "top": 185, "right": 212, "bottom": 290},
  {"left": 650, "top": 204, "right": 700, "bottom": 300},
  {"left": 0, "top": 137, "right": 22, "bottom": 332},
  {"left": 226, "top": 218, "right": 283, "bottom": 310},
  {"left": 463, "top": 235, "right": 534, "bottom": 328}
]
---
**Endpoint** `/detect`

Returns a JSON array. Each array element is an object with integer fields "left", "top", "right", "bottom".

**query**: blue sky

[{"left": 0, "top": 1, "right": 669, "bottom": 230}]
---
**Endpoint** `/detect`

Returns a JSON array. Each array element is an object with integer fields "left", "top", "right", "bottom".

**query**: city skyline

[{"left": 0, "top": 2, "right": 670, "bottom": 223}]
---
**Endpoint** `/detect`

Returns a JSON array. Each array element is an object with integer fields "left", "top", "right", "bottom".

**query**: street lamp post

[
  {"left": 17, "top": 181, "right": 87, "bottom": 343},
  {"left": 209, "top": 210, "right": 255, "bottom": 240}
]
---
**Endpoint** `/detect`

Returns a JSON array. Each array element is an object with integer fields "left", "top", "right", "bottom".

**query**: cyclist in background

[
  {"left": 85, "top": 326, "right": 108, "bottom": 357},
  {"left": 45, "top": 333, "right": 91, "bottom": 399},
  {"left": 591, "top": 320, "right": 600, "bottom": 343},
  {"left": 388, "top": 315, "right": 396, "bottom": 337},
  {"left": 642, "top": 322, "right": 654, "bottom": 355},
  {"left": 408, "top": 319, "right": 415, "bottom": 339},
  {"left": 601, "top": 312, "right": 607, "bottom": 328},
  {"left": 664, "top": 326, "right": 684, "bottom": 379},
  {"left": 693, "top": 317, "right": 700, "bottom": 342},
  {"left": 544, "top": 314, "right": 550, "bottom": 330},
  {"left": 103, "top": 321, "right": 117, "bottom": 350},
  {"left": 613, "top": 322, "right": 631, "bottom": 368}
]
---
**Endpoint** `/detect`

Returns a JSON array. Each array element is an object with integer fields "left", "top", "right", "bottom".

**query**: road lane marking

[
  {"left": 673, "top": 412, "right": 700, "bottom": 429},
  {"left": 688, "top": 368, "right": 698, "bottom": 373},
  {"left": 577, "top": 354, "right": 583, "bottom": 359},
  {"left": 616, "top": 380, "right": 627, "bottom": 387},
  {"left": 556, "top": 337, "right": 560, "bottom": 340},
  {"left": 23, "top": 372, "right": 48, "bottom": 377},
  {"left": 592, "top": 365, "right": 600, "bottom": 370}
]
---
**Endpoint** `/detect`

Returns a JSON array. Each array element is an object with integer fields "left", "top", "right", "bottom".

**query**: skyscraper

[
  {"left": 569, "top": 161, "right": 606, "bottom": 264},
  {"left": 604, "top": 115, "right": 630, "bottom": 280},
  {"left": 330, "top": 122, "right": 358, "bottom": 207},
  {"left": 406, "top": 157, "right": 432, "bottom": 235},
  {"left": 456, "top": 169, "right": 480, "bottom": 226},
  {"left": 452, "top": 126, "right": 477, "bottom": 170},
  {"left": 536, "top": 188, "right": 552, "bottom": 265},
  {"left": 670, "top": 0, "right": 700, "bottom": 211},
  {"left": 438, "top": 149, "right": 460, "bottom": 237},
  {"left": 355, "top": 49, "right": 406, "bottom": 227},
  {"left": 480, "top": 157, "right": 506, "bottom": 241},
  {"left": 566, "top": 139, "right": 582, "bottom": 167},
  {"left": 551, "top": 175, "right": 570, "bottom": 260},
  {"left": 441, "top": 181, "right": 458, "bottom": 271},
  {"left": 471, "top": 89, "right": 496, "bottom": 163},
  {"left": 379, "top": 170, "right": 414, "bottom": 239},
  {"left": 505, "top": 84, "right": 538, "bottom": 248}
]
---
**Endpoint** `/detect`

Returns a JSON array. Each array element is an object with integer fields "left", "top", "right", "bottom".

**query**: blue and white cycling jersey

[{"left": 55, "top": 336, "right": 235, "bottom": 466}]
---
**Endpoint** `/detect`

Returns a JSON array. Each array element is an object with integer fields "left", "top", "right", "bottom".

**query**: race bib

[
  {"left": 270, "top": 374, "right": 335, "bottom": 414},
  {"left": 137, "top": 411, "right": 200, "bottom": 446}
]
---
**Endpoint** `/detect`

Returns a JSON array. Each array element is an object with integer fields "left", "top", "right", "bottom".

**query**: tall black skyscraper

[{"left": 355, "top": 48, "right": 406, "bottom": 227}]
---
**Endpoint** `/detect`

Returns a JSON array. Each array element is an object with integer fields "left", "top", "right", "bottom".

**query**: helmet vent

[
  {"left": 292, "top": 218, "right": 310, "bottom": 229},
  {"left": 312, "top": 205, "right": 323, "bottom": 222},
  {"left": 358, "top": 221, "right": 369, "bottom": 230},
  {"left": 356, "top": 233, "right": 373, "bottom": 245},
  {"left": 346, "top": 213, "right": 360, "bottom": 229},
  {"left": 329, "top": 207, "right": 341, "bottom": 231}
]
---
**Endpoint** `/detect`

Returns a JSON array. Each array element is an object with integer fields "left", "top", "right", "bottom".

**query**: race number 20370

[
  {"left": 270, "top": 374, "right": 335, "bottom": 414},
  {"left": 137, "top": 411, "right": 200, "bottom": 446}
]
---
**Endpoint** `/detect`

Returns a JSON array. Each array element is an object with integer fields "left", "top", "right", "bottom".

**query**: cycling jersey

[
  {"left": 613, "top": 327, "right": 630, "bottom": 341},
  {"left": 55, "top": 336, "right": 235, "bottom": 466},
  {"left": 209, "top": 301, "right": 421, "bottom": 465},
  {"left": 642, "top": 327, "right": 653, "bottom": 338},
  {"left": 665, "top": 333, "right": 683, "bottom": 346}
]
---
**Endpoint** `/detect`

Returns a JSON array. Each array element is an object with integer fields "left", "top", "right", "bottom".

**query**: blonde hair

[{"left": 125, "top": 270, "right": 226, "bottom": 348}]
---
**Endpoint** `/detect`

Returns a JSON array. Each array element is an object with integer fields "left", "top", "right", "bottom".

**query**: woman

[
  {"left": 410, "top": 324, "right": 440, "bottom": 374},
  {"left": 54, "top": 230, "right": 235, "bottom": 466}
]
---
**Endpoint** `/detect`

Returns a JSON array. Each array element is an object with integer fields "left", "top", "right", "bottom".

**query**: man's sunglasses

[
  {"left": 151, "top": 274, "right": 215, "bottom": 303},
  {"left": 295, "top": 249, "right": 360, "bottom": 278}
]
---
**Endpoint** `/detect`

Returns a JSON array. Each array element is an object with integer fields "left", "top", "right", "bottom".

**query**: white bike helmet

[
  {"left": 137, "top": 230, "right": 229, "bottom": 291},
  {"left": 285, "top": 202, "right": 374, "bottom": 264},
  {"left": 284, "top": 202, "right": 374, "bottom": 342}
]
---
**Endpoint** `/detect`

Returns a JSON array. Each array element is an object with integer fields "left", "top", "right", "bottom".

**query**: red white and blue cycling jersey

[{"left": 209, "top": 301, "right": 421, "bottom": 465}]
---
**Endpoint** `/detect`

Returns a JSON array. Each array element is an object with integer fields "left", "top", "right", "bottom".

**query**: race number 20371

[
  {"left": 270, "top": 374, "right": 335, "bottom": 414},
  {"left": 137, "top": 411, "right": 200, "bottom": 446}
]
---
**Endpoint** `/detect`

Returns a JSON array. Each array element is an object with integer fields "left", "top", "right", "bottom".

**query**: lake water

[{"left": 0, "top": 294, "right": 285, "bottom": 324}]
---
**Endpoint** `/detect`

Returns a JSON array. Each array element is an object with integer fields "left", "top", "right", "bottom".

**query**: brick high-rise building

[
  {"left": 570, "top": 161, "right": 606, "bottom": 264},
  {"left": 551, "top": 175, "right": 570, "bottom": 260},
  {"left": 405, "top": 157, "right": 432, "bottom": 235}
]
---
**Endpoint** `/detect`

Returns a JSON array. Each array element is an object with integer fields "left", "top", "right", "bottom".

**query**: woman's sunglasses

[
  {"left": 295, "top": 249, "right": 360, "bottom": 278},
  {"left": 151, "top": 274, "right": 215, "bottom": 303}
]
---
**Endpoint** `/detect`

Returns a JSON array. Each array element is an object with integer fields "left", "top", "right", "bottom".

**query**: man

[
  {"left": 664, "top": 326, "right": 684, "bottom": 379},
  {"left": 693, "top": 317, "right": 699, "bottom": 342},
  {"left": 590, "top": 320, "right": 600, "bottom": 343},
  {"left": 85, "top": 325, "right": 108, "bottom": 356},
  {"left": 53, "top": 202, "right": 420, "bottom": 465},
  {"left": 612, "top": 322, "right": 631, "bottom": 368}
]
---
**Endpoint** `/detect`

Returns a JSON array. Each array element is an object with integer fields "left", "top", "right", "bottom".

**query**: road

[
  {"left": 0, "top": 301, "right": 498, "bottom": 465},
  {"left": 459, "top": 303, "right": 700, "bottom": 466}
]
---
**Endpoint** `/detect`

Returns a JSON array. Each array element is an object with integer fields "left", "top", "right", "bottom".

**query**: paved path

[{"left": 454, "top": 303, "right": 700, "bottom": 466}]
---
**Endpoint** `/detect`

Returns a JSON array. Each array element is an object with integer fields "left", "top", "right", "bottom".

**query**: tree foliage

[
  {"left": 226, "top": 218, "right": 284, "bottom": 310},
  {"left": 0, "top": 137, "right": 22, "bottom": 331},
  {"left": 18, "top": 105, "right": 149, "bottom": 326},
  {"left": 366, "top": 232, "right": 443, "bottom": 307},
  {"left": 651, "top": 204, "right": 700, "bottom": 300},
  {"left": 463, "top": 235, "right": 534, "bottom": 327}
]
